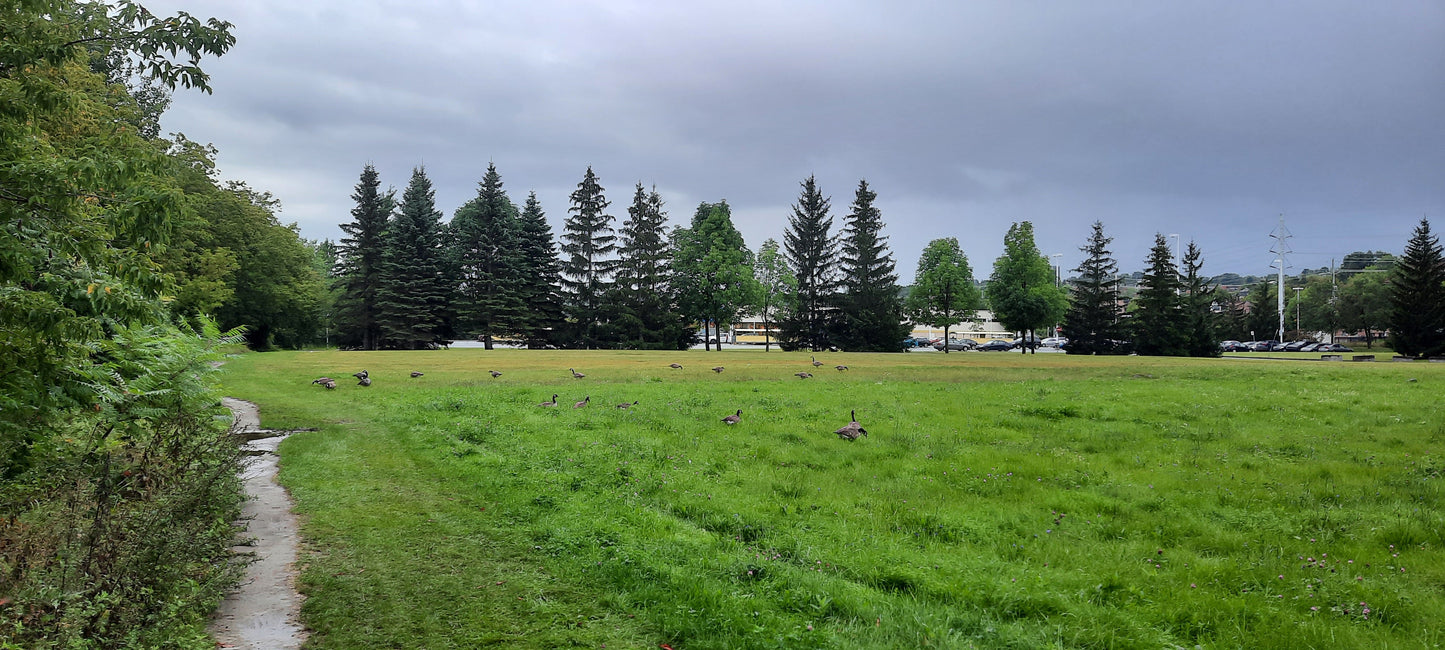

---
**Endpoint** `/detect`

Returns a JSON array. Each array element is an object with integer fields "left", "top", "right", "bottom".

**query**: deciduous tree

[
  {"left": 906, "top": 238, "right": 980, "bottom": 353},
  {"left": 752, "top": 238, "right": 796, "bottom": 351},
  {"left": 674, "top": 201, "right": 756, "bottom": 351},
  {"left": 986, "top": 221, "right": 1067, "bottom": 353}
]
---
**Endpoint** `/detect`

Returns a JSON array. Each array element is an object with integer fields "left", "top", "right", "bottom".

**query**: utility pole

[{"left": 1269, "top": 215, "right": 1292, "bottom": 342}]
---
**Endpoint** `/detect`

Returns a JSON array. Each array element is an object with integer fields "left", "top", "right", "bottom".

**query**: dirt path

[{"left": 210, "top": 398, "right": 308, "bottom": 649}]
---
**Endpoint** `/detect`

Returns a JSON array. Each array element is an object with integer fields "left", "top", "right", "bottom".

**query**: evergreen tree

[
  {"left": 906, "top": 238, "right": 981, "bottom": 352},
  {"left": 673, "top": 201, "right": 757, "bottom": 351},
  {"left": 1180, "top": 241, "right": 1220, "bottom": 357},
  {"left": 779, "top": 175, "right": 840, "bottom": 351},
  {"left": 334, "top": 164, "right": 393, "bottom": 349},
  {"left": 514, "top": 192, "right": 565, "bottom": 347},
  {"left": 374, "top": 167, "right": 450, "bottom": 349},
  {"left": 837, "top": 180, "right": 908, "bottom": 351},
  {"left": 1132, "top": 233, "right": 1187, "bottom": 356},
  {"left": 752, "top": 238, "right": 796, "bottom": 352},
  {"left": 451, "top": 163, "right": 524, "bottom": 349},
  {"left": 1061, "top": 221, "right": 1123, "bottom": 355},
  {"left": 985, "top": 221, "right": 1068, "bottom": 353},
  {"left": 1244, "top": 279, "right": 1277, "bottom": 341},
  {"left": 612, "top": 183, "right": 686, "bottom": 348},
  {"left": 558, "top": 167, "right": 617, "bottom": 347},
  {"left": 1388, "top": 217, "right": 1445, "bottom": 358}
]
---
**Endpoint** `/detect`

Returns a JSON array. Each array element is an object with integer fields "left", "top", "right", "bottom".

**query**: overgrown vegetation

[
  {"left": 2, "top": 2, "right": 249, "bottom": 646},
  {"left": 226, "top": 349, "right": 1444, "bottom": 648}
]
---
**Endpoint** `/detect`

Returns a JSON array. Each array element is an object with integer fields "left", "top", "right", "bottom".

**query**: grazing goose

[
  {"left": 795, "top": 372, "right": 813, "bottom": 379},
  {"left": 311, "top": 377, "right": 333, "bottom": 385},
  {"left": 835, "top": 365, "right": 849, "bottom": 372},
  {"left": 410, "top": 371, "right": 424, "bottom": 378},
  {"left": 711, "top": 366, "right": 725, "bottom": 373},
  {"left": 489, "top": 370, "right": 503, "bottom": 378},
  {"left": 570, "top": 368, "right": 586, "bottom": 379},
  {"left": 616, "top": 400, "right": 638, "bottom": 409},
  {"left": 669, "top": 363, "right": 683, "bottom": 370},
  {"left": 834, "top": 410, "right": 867, "bottom": 440},
  {"left": 811, "top": 356, "right": 823, "bottom": 368},
  {"left": 573, "top": 395, "right": 590, "bottom": 409},
  {"left": 320, "top": 379, "right": 337, "bottom": 390},
  {"left": 357, "top": 376, "right": 372, "bottom": 387},
  {"left": 353, "top": 370, "right": 369, "bottom": 380},
  {"left": 721, "top": 409, "right": 742, "bottom": 425},
  {"left": 539, "top": 394, "right": 559, "bottom": 407}
]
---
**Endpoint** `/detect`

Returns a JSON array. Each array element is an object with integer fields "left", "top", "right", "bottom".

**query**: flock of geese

[{"left": 310, "top": 356, "right": 868, "bottom": 441}]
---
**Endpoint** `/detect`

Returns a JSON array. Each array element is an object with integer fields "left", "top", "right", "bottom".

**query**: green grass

[{"left": 219, "top": 349, "right": 1445, "bottom": 649}]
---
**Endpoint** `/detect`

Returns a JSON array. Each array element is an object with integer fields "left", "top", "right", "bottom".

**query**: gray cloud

[{"left": 154, "top": 0, "right": 1445, "bottom": 279}]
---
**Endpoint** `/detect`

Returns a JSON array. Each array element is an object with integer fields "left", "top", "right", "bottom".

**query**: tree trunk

[
  {"left": 943, "top": 325, "right": 950, "bottom": 353},
  {"left": 483, "top": 333, "right": 493, "bottom": 350}
]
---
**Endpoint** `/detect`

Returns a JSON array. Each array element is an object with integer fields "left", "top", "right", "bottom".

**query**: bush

[{"left": 0, "top": 321, "right": 246, "bottom": 649}]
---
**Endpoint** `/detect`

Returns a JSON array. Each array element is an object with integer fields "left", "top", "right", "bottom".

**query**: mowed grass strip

[{"left": 220, "top": 350, "right": 1445, "bottom": 649}]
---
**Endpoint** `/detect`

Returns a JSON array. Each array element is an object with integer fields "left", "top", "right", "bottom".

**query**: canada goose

[
  {"left": 357, "top": 376, "right": 372, "bottom": 387},
  {"left": 311, "top": 377, "right": 333, "bottom": 385},
  {"left": 353, "top": 370, "right": 368, "bottom": 380},
  {"left": 795, "top": 372, "right": 813, "bottom": 379},
  {"left": 669, "top": 363, "right": 683, "bottom": 369},
  {"left": 834, "top": 410, "right": 867, "bottom": 440},
  {"left": 711, "top": 366, "right": 724, "bottom": 373},
  {"left": 573, "top": 396, "right": 590, "bottom": 409},
  {"left": 410, "top": 371, "right": 424, "bottom": 378},
  {"left": 489, "top": 370, "right": 502, "bottom": 378},
  {"left": 722, "top": 409, "right": 742, "bottom": 424},
  {"left": 321, "top": 380, "right": 337, "bottom": 390},
  {"left": 811, "top": 356, "right": 823, "bottom": 368},
  {"left": 616, "top": 400, "right": 638, "bottom": 409},
  {"left": 835, "top": 365, "right": 849, "bottom": 371},
  {"left": 539, "top": 394, "right": 558, "bottom": 407},
  {"left": 570, "top": 368, "right": 585, "bottom": 379}
]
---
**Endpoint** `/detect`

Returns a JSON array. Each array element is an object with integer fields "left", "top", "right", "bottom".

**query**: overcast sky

[{"left": 151, "top": 1, "right": 1444, "bottom": 280}]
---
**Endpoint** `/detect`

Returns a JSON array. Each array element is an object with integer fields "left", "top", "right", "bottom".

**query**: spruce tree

[
  {"left": 838, "top": 180, "right": 907, "bottom": 351},
  {"left": 1244, "top": 279, "right": 1277, "bottom": 342},
  {"left": 1061, "top": 221, "right": 1123, "bottom": 354},
  {"left": 451, "top": 163, "right": 524, "bottom": 349},
  {"left": 558, "top": 167, "right": 617, "bottom": 347},
  {"left": 514, "top": 192, "right": 564, "bottom": 347},
  {"left": 334, "top": 164, "right": 393, "bottom": 349},
  {"left": 1180, "top": 241, "right": 1220, "bottom": 357},
  {"left": 1388, "top": 217, "right": 1445, "bottom": 358},
  {"left": 613, "top": 183, "right": 684, "bottom": 348},
  {"left": 1132, "top": 233, "right": 1187, "bottom": 356},
  {"left": 986, "top": 221, "right": 1068, "bottom": 353},
  {"left": 780, "top": 175, "right": 840, "bottom": 351},
  {"left": 374, "top": 167, "right": 450, "bottom": 349}
]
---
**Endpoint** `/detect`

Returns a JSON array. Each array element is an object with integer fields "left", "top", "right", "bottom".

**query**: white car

[{"left": 1039, "top": 336, "right": 1068, "bottom": 348}]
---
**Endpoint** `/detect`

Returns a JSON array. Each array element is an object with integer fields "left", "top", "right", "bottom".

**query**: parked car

[
  {"left": 977, "top": 340, "right": 1015, "bottom": 351},
  {"left": 1010, "top": 337, "right": 1040, "bottom": 351},
  {"left": 1282, "top": 340, "right": 1314, "bottom": 352},
  {"left": 1248, "top": 340, "right": 1281, "bottom": 351},
  {"left": 1222, "top": 341, "right": 1250, "bottom": 352},
  {"left": 1318, "top": 343, "right": 1353, "bottom": 352},
  {"left": 1298, "top": 342, "right": 1322, "bottom": 352},
  {"left": 933, "top": 339, "right": 976, "bottom": 351},
  {"left": 1039, "top": 336, "right": 1068, "bottom": 348},
  {"left": 901, "top": 337, "right": 929, "bottom": 348}
]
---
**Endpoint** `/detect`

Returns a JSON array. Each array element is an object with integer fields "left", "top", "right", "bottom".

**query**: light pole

[
  {"left": 1049, "top": 253, "right": 1063, "bottom": 337},
  {"left": 1293, "top": 286, "right": 1303, "bottom": 336}
]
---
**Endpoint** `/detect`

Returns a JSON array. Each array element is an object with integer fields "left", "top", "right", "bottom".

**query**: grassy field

[{"left": 219, "top": 349, "right": 1445, "bottom": 649}]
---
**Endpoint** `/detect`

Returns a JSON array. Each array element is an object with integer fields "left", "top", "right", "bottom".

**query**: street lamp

[
  {"left": 1293, "top": 286, "right": 1303, "bottom": 335},
  {"left": 1049, "top": 253, "right": 1063, "bottom": 286}
]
